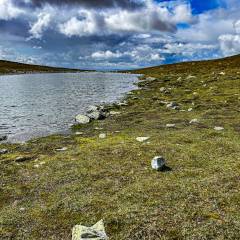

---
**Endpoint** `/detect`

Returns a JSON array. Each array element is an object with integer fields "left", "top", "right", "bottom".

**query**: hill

[
  {"left": 0, "top": 60, "right": 81, "bottom": 75},
  {"left": 1, "top": 54, "right": 240, "bottom": 239}
]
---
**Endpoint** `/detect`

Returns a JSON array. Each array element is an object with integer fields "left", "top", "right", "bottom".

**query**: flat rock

[
  {"left": 0, "top": 149, "right": 8, "bottom": 154},
  {"left": 189, "top": 119, "right": 199, "bottom": 124},
  {"left": 166, "top": 124, "right": 176, "bottom": 128},
  {"left": 99, "top": 133, "right": 106, "bottom": 139},
  {"left": 151, "top": 156, "right": 166, "bottom": 171},
  {"left": 72, "top": 219, "right": 108, "bottom": 240},
  {"left": 214, "top": 126, "right": 224, "bottom": 131},
  {"left": 136, "top": 137, "right": 150, "bottom": 142},
  {"left": 75, "top": 114, "right": 91, "bottom": 124}
]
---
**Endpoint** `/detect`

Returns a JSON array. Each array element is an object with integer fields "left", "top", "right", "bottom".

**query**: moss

[{"left": 1, "top": 55, "right": 240, "bottom": 239}]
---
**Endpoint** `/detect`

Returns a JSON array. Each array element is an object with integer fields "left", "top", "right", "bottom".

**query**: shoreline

[{"left": 0, "top": 72, "right": 141, "bottom": 144}]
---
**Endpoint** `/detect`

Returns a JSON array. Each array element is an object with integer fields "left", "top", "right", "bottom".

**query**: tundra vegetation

[{"left": 1, "top": 55, "right": 240, "bottom": 239}]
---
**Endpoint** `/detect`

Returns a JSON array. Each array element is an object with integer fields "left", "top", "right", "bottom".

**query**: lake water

[{"left": 0, "top": 72, "right": 138, "bottom": 142}]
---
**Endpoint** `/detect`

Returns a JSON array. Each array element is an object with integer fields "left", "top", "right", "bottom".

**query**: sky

[{"left": 0, "top": 0, "right": 240, "bottom": 70}]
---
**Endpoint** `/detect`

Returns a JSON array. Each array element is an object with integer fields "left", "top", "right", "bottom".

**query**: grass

[
  {"left": 1, "top": 55, "right": 240, "bottom": 239},
  {"left": 0, "top": 60, "right": 81, "bottom": 75}
]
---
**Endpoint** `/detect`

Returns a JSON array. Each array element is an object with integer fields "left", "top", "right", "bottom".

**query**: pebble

[
  {"left": 166, "top": 124, "right": 176, "bottom": 128},
  {"left": 189, "top": 119, "right": 199, "bottom": 124},
  {"left": 99, "top": 133, "right": 106, "bottom": 139},
  {"left": 75, "top": 132, "right": 83, "bottom": 135},
  {"left": 151, "top": 156, "right": 166, "bottom": 171},
  {"left": 188, "top": 108, "right": 193, "bottom": 112},
  {"left": 136, "top": 137, "right": 150, "bottom": 142},
  {"left": 56, "top": 147, "right": 68, "bottom": 151},
  {"left": 160, "top": 87, "right": 166, "bottom": 92},
  {"left": 0, "top": 149, "right": 8, "bottom": 154},
  {"left": 214, "top": 126, "right": 224, "bottom": 131}
]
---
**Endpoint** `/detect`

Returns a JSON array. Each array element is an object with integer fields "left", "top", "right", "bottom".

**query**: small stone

[
  {"left": 166, "top": 102, "right": 180, "bottom": 110},
  {"left": 75, "top": 114, "right": 91, "bottom": 124},
  {"left": 136, "top": 137, "right": 150, "bottom": 142},
  {"left": 0, "top": 135, "right": 7, "bottom": 141},
  {"left": 0, "top": 149, "right": 8, "bottom": 154},
  {"left": 75, "top": 132, "right": 83, "bottom": 135},
  {"left": 19, "top": 207, "right": 26, "bottom": 212},
  {"left": 189, "top": 119, "right": 199, "bottom": 124},
  {"left": 110, "top": 111, "right": 121, "bottom": 115},
  {"left": 118, "top": 101, "right": 128, "bottom": 106},
  {"left": 186, "top": 75, "right": 196, "bottom": 80},
  {"left": 34, "top": 164, "right": 40, "bottom": 168},
  {"left": 160, "top": 87, "right": 166, "bottom": 92},
  {"left": 151, "top": 156, "right": 166, "bottom": 171},
  {"left": 219, "top": 72, "right": 225, "bottom": 75},
  {"left": 214, "top": 126, "right": 224, "bottom": 131},
  {"left": 86, "top": 105, "right": 98, "bottom": 113},
  {"left": 188, "top": 108, "right": 193, "bottom": 112},
  {"left": 56, "top": 147, "right": 68, "bottom": 151},
  {"left": 99, "top": 133, "right": 106, "bottom": 139},
  {"left": 166, "top": 124, "right": 176, "bottom": 128}
]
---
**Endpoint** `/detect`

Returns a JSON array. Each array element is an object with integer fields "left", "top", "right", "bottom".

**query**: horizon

[{"left": 1, "top": 0, "right": 240, "bottom": 70}]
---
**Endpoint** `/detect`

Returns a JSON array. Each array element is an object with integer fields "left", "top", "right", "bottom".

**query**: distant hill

[{"left": 0, "top": 60, "right": 82, "bottom": 75}]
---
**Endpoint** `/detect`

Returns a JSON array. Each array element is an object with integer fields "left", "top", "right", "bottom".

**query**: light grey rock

[
  {"left": 56, "top": 147, "right": 68, "bottom": 151},
  {"left": 86, "top": 105, "right": 99, "bottom": 113},
  {"left": 0, "top": 149, "right": 8, "bottom": 154},
  {"left": 0, "top": 135, "right": 7, "bottom": 141},
  {"left": 189, "top": 119, "right": 199, "bottom": 124},
  {"left": 99, "top": 133, "right": 106, "bottom": 139},
  {"left": 214, "top": 126, "right": 224, "bottom": 131},
  {"left": 72, "top": 219, "right": 108, "bottom": 240},
  {"left": 151, "top": 156, "right": 166, "bottom": 171},
  {"left": 75, "top": 114, "right": 91, "bottom": 124},
  {"left": 186, "top": 75, "right": 196, "bottom": 80},
  {"left": 166, "top": 124, "right": 176, "bottom": 128},
  {"left": 146, "top": 77, "right": 156, "bottom": 81},
  {"left": 136, "top": 137, "right": 150, "bottom": 142},
  {"left": 86, "top": 105, "right": 108, "bottom": 120},
  {"left": 166, "top": 102, "right": 180, "bottom": 110},
  {"left": 188, "top": 108, "right": 193, "bottom": 112},
  {"left": 109, "top": 111, "right": 121, "bottom": 115},
  {"left": 160, "top": 87, "right": 167, "bottom": 92}
]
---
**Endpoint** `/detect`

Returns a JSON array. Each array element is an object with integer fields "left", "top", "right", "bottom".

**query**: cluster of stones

[{"left": 75, "top": 105, "right": 109, "bottom": 124}]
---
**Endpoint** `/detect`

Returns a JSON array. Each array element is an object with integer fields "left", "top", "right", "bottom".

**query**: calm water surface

[{"left": 0, "top": 72, "right": 138, "bottom": 142}]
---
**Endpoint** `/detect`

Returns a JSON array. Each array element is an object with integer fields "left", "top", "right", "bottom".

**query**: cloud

[
  {"left": 28, "top": 5, "right": 55, "bottom": 39},
  {"left": 218, "top": 20, "right": 240, "bottom": 56},
  {"left": 0, "top": 0, "right": 24, "bottom": 20},
  {"left": 91, "top": 50, "right": 123, "bottom": 60}
]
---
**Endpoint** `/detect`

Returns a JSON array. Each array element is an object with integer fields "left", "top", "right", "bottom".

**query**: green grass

[{"left": 1, "top": 55, "right": 240, "bottom": 239}]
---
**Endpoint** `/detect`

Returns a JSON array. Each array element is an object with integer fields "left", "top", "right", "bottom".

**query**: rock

[
  {"left": 186, "top": 75, "right": 196, "bottom": 80},
  {"left": 0, "top": 149, "right": 8, "bottom": 154},
  {"left": 219, "top": 72, "right": 225, "bottom": 75},
  {"left": 151, "top": 156, "right": 166, "bottom": 171},
  {"left": 146, "top": 77, "right": 156, "bottom": 81},
  {"left": 136, "top": 137, "right": 150, "bottom": 142},
  {"left": 86, "top": 106, "right": 108, "bottom": 120},
  {"left": 0, "top": 135, "right": 7, "bottom": 141},
  {"left": 110, "top": 111, "right": 121, "bottom": 115},
  {"left": 72, "top": 219, "right": 108, "bottom": 240},
  {"left": 15, "top": 156, "right": 33, "bottom": 162},
  {"left": 118, "top": 101, "right": 128, "bottom": 106},
  {"left": 214, "top": 126, "right": 224, "bottom": 131},
  {"left": 166, "top": 102, "right": 180, "bottom": 110},
  {"left": 75, "top": 132, "right": 83, "bottom": 135},
  {"left": 160, "top": 87, "right": 166, "bottom": 92},
  {"left": 166, "top": 124, "right": 176, "bottom": 128},
  {"left": 56, "top": 147, "right": 68, "bottom": 151},
  {"left": 99, "top": 133, "right": 106, "bottom": 139},
  {"left": 19, "top": 207, "right": 26, "bottom": 212},
  {"left": 189, "top": 119, "right": 199, "bottom": 124},
  {"left": 75, "top": 114, "right": 91, "bottom": 124},
  {"left": 188, "top": 108, "right": 193, "bottom": 112}
]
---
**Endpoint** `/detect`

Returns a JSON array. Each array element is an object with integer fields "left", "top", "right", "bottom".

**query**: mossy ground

[{"left": 1, "top": 55, "right": 240, "bottom": 239}]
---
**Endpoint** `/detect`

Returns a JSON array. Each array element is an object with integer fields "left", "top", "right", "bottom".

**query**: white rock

[
  {"left": 186, "top": 75, "right": 196, "bottom": 80},
  {"left": 136, "top": 137, "right": 150, "bottom": 142},
  {"left": 189, "top": 119, "right": 199, "bottom": 124},
  {"left": 166, "top": 102, "right": 180, "bottom": 110},
  {"left": 56, "top": 147, "right": 68, "bottom": 151},
  {"left": 0, "top": 149, "right": 8, "bottom": 154},
  {"left": 214, "top": 126, "right": 224, "bottom": 131},
  {"left": 75, "top": 114, "right": 91, "bottom": 124},
  {"left": 166, "top": 124, "right": 176, "bottom": 128},
  {"left": 110, "top": 111, "right": 121, "bottom": 115},
  {"left": 99, "top": 133, "right": 106, "bottom": 139},
  {"left": 219, "top": 72, "right": 225, "bottom": 75},
  {"left": 151, "top": 156, "right": 166, "bottom": 171},
  {"left": 188, "top": 108, "right": 193, "bottom": 112},
  {"left": 160, "top": 87, "right": 166, "bottom": 92},
  {"left": 75, "top": 132, "right": 83, "bottom": 135}
]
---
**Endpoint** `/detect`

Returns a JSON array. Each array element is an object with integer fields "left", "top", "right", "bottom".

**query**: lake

[{"left": 0, "top": 72, "right": 139, "bottom": 142}]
